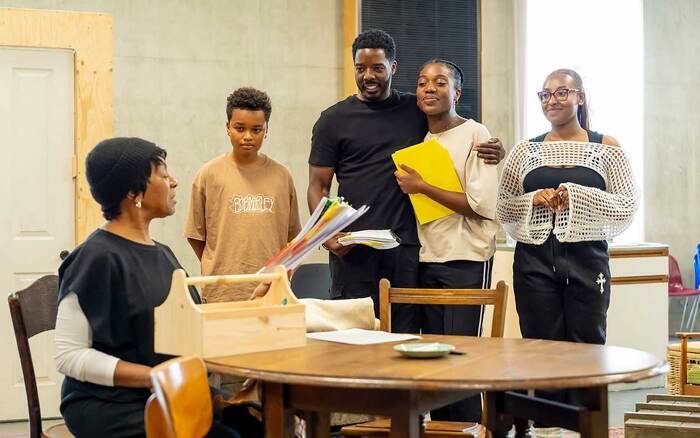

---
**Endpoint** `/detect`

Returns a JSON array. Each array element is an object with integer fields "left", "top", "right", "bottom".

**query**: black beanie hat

[{"left": 86, "top": 137, "right": 159, "bottom": 208}]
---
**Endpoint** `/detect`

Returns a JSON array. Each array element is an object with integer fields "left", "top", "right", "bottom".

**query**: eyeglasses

[{"left": 537, "top": 88, "right": 580, "bottom": 104}]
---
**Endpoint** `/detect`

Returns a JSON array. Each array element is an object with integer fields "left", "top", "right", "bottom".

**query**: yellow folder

[{"left": 391, "top": 139, "right": 463, "bottom": 225}]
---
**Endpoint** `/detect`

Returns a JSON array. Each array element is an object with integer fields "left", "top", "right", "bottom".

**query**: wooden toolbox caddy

[{"left": 154, "top": 265, "right": 306, "bottom": 358}]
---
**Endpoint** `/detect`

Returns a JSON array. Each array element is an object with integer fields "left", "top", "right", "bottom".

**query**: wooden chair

[
  {"left": 145, "top": 355, "right": 213, "bottom": 438},
  {"left": 677, "top": 332, "right": 700, "bottom": 395},
  {"left": 341, "top": 279, "right": 508, "bottom": 437},
  {"left": 8, "top": 275, "right": 73, "bottom": 438},
  {"left": 378, "top": 279, "right": 508, "bottom": 336}
]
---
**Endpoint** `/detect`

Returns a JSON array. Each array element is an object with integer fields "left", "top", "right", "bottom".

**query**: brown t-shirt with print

[{"left": 184, "top": 153, "right": 301, "bottom": 302}]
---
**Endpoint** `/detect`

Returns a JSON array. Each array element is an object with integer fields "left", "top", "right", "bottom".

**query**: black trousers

[
  {"left": 329, "top": 244, "right": 420, "bottom": 333},
  {"left": 62, "top": 394, "right": 260, "bottom": 438},
  {"left": 419, "top": 259, "right": 493, "bottom": 424},
  {"left": 514, "top": 234, "right": 610, "bottom": 406}
]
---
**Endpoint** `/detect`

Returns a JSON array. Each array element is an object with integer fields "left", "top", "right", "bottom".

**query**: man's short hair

[
  {"left": 226, "top": 87, "right": 272, "bottom": 122},
  {"left": 352, "top": 29, "right": 396, "bottom": 62}
]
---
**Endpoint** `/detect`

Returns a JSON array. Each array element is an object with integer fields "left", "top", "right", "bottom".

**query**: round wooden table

[{"left": 206, "top": 335, "right": 667, "bottom": 438}]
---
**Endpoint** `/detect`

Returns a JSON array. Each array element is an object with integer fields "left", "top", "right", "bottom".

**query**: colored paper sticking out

[
  {"left": 391, "top": 139, "right": 463, "bottom": 224},
  {"left": 258, "top": 197, "right": 369, "bottom": 273}
]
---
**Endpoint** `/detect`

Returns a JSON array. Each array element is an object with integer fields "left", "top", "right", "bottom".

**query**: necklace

[{"left": 428, "top": 117, "right": 466, "bottom": 141}]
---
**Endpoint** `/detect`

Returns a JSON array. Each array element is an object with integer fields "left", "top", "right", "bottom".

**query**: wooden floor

[
  {"left": 562, "top": 427, "right": 624, "bottom": 437},
  {"left": 0, "top": 419, "right": 63, "bottom": 437}
]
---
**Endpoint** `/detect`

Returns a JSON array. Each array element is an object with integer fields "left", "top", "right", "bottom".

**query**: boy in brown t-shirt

[{"left": 185, "top": 87, "right": 301, "bottom": 302}]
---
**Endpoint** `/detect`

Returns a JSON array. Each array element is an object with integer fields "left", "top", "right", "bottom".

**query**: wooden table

[{"left": 206, "top": 335, "right": 667, "bottom": 438}]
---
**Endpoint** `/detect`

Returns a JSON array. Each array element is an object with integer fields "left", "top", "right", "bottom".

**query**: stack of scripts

[
  {"left": 337, "top": 229, "right": 400, "bottom": 250},
  {"left": 259, "top": 197, "right": 369, "bottom": 273}
]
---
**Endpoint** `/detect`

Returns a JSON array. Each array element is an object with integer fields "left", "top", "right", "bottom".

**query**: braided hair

[{"left": 421, "top": 58, "right": 464, "bottom": 90}]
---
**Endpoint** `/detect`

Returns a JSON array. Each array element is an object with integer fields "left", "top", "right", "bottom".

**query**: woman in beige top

[{"left": 394, "top": 59, "right": 500, "bottom": 425}]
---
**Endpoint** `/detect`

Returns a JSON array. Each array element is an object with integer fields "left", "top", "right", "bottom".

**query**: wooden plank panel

[
  {"left": 611, "top": 275, "right": 668, "bottom": 285},
  {"left": 0, "top": 7, "right": 114, "bottom": 244},
  {"left": 342, "top": 0, "right": 358, "bottom": 97},
  {"left": 610, "top": 256, "right": 668, "bottom": 278}
]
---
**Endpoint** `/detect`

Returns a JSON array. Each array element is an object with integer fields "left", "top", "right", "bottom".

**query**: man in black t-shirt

[{"left": 308, "top": 29, "right": 503, "bottom": 332}]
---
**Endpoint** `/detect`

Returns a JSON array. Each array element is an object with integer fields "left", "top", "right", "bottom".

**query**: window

[
  {"left": 523, "top": 0, "right": 644, "bottom": 242},
  {"left": 361, "top": 0, "right": 481, "bottom": 120}
]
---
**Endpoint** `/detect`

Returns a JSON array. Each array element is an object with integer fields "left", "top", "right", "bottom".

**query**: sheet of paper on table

[{"left": 306, "top": 328, "right": 421, "bottom": 345}]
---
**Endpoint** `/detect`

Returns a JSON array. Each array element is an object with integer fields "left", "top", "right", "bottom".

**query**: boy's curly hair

[{"left": 226, "top": 87, "right": 272, "bottom": 122}]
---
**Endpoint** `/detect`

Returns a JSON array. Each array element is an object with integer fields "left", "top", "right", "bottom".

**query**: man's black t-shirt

[
  {"left": 309, "top": 90, "right": 428, "bottom": 245},
  {"left": 57, "top": 228, "right": 200, "bottom": 407}
]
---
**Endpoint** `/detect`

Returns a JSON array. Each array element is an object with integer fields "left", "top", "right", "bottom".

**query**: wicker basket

[{"left": 666, "top": 341, "right": 700, "bottom": 394}]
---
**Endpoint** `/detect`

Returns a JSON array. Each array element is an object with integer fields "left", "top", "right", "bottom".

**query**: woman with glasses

[{"left": 496, "top": 69, "right": 638, "bottom": 436}]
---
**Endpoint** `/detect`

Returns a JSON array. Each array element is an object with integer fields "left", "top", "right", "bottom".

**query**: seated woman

[{"left": 54, "top": 137, "right": 260, "bottom": 437}]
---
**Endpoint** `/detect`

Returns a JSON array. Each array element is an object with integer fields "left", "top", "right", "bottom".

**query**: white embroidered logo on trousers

[{"left": 596, "top": 273, "right": 606, "bottom": 293}]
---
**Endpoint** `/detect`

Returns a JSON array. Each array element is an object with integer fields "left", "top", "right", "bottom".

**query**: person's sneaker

[
  {"left": 507, "top": 424, "right": 535, "bottom": 437},
  {"left": 533, "top": 427, "right": 562, "bottom": 438}
]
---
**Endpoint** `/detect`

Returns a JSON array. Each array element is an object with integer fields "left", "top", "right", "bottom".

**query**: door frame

[{"left": 0, "top": 7, "right": 113, "bottom": 244}]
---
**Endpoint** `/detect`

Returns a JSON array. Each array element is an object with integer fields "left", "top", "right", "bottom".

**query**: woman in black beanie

[{"left": 53, "top": 138, "right": 257, "bottom": 437}]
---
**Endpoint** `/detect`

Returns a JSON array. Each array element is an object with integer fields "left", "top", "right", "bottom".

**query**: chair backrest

[
  {"left": 290, "top": 263, "right": 331, "bottom": 299},
  {"left": 7, "top": 274, "right": 59, "bottom": 438},
  {"left": 145, "top": 356, "right": 213, "bottom": 438},
  {"left": 379, "top": 278, "right": 509, "bottom": 337},
  {"left": 669, "top": 254, "right": 684, "bottom": 286}
]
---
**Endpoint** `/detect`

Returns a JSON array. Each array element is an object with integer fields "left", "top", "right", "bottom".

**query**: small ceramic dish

[{"left": 393, "top": 342, "right": 456, "bottom": 358}]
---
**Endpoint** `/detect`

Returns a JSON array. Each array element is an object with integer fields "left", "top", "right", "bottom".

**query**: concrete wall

[
  {"left": 644, "top": 0, "right": 700, "bottom": 330},
  {"left": 482, "top": 0, "right": 517, "bottom": 153},
  {"left": 0, "top": 0, "right": 343, "bottom": 274},
  {"left": 644, "top": 0, "right": 700, "bottom": 290}
]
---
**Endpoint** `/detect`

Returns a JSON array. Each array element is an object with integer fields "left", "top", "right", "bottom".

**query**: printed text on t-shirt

[{"left": 229, "top": 194, "right": 275, "bottom": 214}]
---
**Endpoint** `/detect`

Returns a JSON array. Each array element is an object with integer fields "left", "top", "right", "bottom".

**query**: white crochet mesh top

[{"left": 496, "top": 141, "right": 639, "bottom": 244}]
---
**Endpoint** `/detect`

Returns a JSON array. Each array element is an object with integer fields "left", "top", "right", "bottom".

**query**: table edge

[{"left": 206, "top": 360, "right": 669, "bottom": 391}]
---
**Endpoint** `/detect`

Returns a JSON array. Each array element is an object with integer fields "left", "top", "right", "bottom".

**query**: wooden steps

[{"left": 624, "top": 394, "right": 700, "bottom": 438}]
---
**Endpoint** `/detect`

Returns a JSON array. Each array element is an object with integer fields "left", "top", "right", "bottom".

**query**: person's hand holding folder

[
  {"left": 391, "top": 139, "right": 464, "bottom": 224},
  {"left": 394, "top": 164, "right": 426, "bottom": 194}
]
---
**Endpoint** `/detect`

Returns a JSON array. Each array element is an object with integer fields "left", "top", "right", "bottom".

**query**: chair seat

[
  {"left": 669, "top": 284, "right": 700, "bottom": 297},
  {"left": 341, "top": 418, "right": 481, "bottom": 437},
  {"left": 45, "top": 422, "right": 74, "bottom": 438}
]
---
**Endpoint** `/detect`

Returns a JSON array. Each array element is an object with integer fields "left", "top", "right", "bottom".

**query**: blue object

[{"left": 695, "top": 243, "right": 700, "bottom": 289}]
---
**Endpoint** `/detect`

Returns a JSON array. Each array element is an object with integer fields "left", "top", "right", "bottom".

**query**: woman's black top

[
  {"left": 57, "top": 228, "right": 200, "bottom": 407},
  {"left": 524, "top": 130, "right": 606, "bottom": 192}
]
